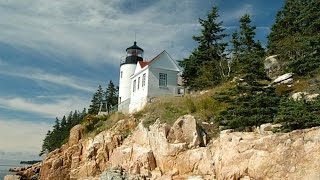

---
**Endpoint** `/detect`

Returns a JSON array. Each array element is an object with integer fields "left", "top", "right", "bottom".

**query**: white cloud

[
  {"left": 0, "top": 65, "right": 96, "bottom": 92},
  {"left": 0, "top": 0, "right": 201, "bottom": 66},
  {"left": 0, "top": 118, "right": 51, "bottom": 159},
  {"left": 0, "top": 96, "right": 88, "bottom": 118}
]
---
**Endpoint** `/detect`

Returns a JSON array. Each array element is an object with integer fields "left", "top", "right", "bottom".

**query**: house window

[
  {"left": 138, "top": 77, "right": 140, "bottom": 90},
  {"left": 159, "top": 73, "right": 167, "bottom": 87},
  {"left": 120, "top": 71, "right": 123, "bottom": 78},
  {"left": 142, "top": 73, "right": 146, "bottom": 87},
  {"left": 133, "top": 80, "right": 136, "bottom": 92}
]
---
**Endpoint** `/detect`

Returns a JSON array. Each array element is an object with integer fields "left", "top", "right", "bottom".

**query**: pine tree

[
  {"left": 268, "top": 0, "right": 320, "bottom": 76},
  {"left": 275, "top": 96, "right": 320, "bottom": 131},
  {"left": 231, "top": 14, "right": 266, "bottom": 81},
  {"left": 216, "top": 14, "right": 280, "bottom": 130},
  {"left": 53, "top": 117, "right": 60, "bottom": 131},
  {"left": 105, "top": 80, "right": 118, "bottom": 112},
  {"left": 60, "top": 116, "right": 67, "bottom": 129},
  {"left": 66, "top": 111, "right": 73, "bottom": 129},
  {"left": 39, "top": 130, "right": 51, "bottom": 156},
  {"left": 179, "top": 5, "right": 229, "bottom": 90},
  {"left": 215, "top": 84, "right": 280, "bottom": 130},
  {"left": 88, "top": 85, "right": 104, "bottom": 114}
]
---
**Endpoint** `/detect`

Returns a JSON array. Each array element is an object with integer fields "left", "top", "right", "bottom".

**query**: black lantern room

[{"left": 121, "top": 41, "right": 144, "bottom": 65}]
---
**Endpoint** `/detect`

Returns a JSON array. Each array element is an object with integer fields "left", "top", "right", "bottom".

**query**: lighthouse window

[
  {"left": 159, "top": 73, "right": 167, "bottom": 87},
  {"left": 120, "top": 71, "right": 123, "bottom": 78},
  {"left": 142, "top": 73, "right": 146, "bottom": 87},
  {"left": 133, "top": 80, "right": 136, "bottom": 92},
  {"left": 138, "top": 77, "right": 140, "bottom": 89}
]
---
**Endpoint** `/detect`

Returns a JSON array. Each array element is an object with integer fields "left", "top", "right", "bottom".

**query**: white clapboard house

[{"left": 117, "top": 42, "right": 183, "bottom": 113}]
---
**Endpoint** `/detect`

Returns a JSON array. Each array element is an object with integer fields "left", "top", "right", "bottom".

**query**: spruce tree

[
  {"left": 275, "top": 96, "right": 320, "bottom": 131},
  {"left": 268, "top": 0, "right": 320, "bottom": 76},
  {"left": 105, "top": 80, "right": 118, "bottom": 112},
  {"left": 231, "top": 14, "right": 266, "bottom": 81},
  {"left": 88, "top": 85, "right": 104, "bottom": 114},
  {"left": 179, "top": 5, "right": 228, "bottom": 90},
  {"left": 216, "top": 14, "right": 280, "bottom": 130}
]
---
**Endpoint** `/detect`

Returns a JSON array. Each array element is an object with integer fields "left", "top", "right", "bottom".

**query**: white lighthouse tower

[{"left": 118, "top": 41, "right": 144, "bottom": 112}]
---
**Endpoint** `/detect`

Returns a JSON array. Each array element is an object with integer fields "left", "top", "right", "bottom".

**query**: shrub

[{"left": 275, "top": 96, "right": 320, "bottom": 131}]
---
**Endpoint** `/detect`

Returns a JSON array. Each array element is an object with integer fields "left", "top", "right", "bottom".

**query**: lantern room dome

[{"left": 126, "top": 41, "right": 144, "bottom": 52}]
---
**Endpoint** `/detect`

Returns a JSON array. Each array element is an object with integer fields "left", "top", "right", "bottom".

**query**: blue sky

[{"left": 0, "top": 0, "right": 284, "bottom": 160}]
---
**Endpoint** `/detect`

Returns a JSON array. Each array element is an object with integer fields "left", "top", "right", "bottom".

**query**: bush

[
  {"left": 275, "top": 96, "right": 320, "bottom": 131},
  {"left": 215, "top": 83, "right": 280, "bottom": 130}
]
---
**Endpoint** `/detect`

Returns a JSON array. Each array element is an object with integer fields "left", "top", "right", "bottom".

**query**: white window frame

[
  {"left": 138, "top": 77, "right": 140, "bottom": 90},
  {"left": 159, "top": 73, "right": 167, "bottom": 87}
]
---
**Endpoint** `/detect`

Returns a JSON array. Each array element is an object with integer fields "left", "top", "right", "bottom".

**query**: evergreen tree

[
  {"left": 179, "top": 5, "right": 229, "bottom": 90},
  {"left": 39, "top": 130, "right": 51, "bottom": 156},
  {"left": 53, "top": 117, "right": 60, "bottom": 131},
  {"left": 72, "top": 110, "right": 79, "bottom": 126},
  {"left": 215, "top": 84, "right": 280, "bottom": 130},
  {"left": 66, "top": 111, "right": 73, "bottom": 130},
  {"left": 60, "top": 115, "right": 67, "bottom": 129},
  {"left": 231, "top": 14, "right": 266, "bottom": 81},
  {"left": 275, "top": 96, "right": 320, "bottom": 131},
  {"left": 216, "top": 14, "right": 280, "bottom": 130},
  {"left": 105, "top": 80, "right": 118, "bottom": 112},
  {"left": 268, "top": 0, "right": 320, "bottom": 76},
  {"left": 88, "top": 85, "right": 104, "bottom": 114}
]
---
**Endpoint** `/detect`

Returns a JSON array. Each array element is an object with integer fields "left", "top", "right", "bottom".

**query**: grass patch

[
  {"left": 140, "top": 82, "right": 234, "bottom": 131},
  {"left": 82, "top": 112, "right": 128, "bottom": 137}
]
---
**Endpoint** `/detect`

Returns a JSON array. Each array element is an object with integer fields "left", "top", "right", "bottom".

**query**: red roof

[{"left": 138, "top": 61, "right": 149, "bottom": 68}]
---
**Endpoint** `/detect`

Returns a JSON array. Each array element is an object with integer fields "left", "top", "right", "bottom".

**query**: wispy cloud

[
  {"left": 0, "top": 96, "right": 88, "bottom": 118},
  {"left": 0, "top": 64, "right": 95, "bottom": 92},
  {"left": 0, "top": 118, "right": 51, "bottom": 158},
  {"left": 0, "top": 0, "right": 202, "bottom": 66}
]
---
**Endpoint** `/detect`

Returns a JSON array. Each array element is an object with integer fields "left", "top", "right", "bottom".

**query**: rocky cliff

[{"left": 15, "top": 115, "right": 320, "bottom": 180}]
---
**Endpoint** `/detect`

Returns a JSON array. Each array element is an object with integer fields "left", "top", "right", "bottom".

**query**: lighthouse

[{"left": 118, "top": 41, "right": 144, "bottom": 112}]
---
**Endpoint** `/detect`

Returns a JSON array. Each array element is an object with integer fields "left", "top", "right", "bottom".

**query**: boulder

[
  {"left": 4, "top": 175, "right": 21, "bottom": 180},
  {"left": 292, "top": 92, "right": 319, "bottom": 101},
  {"left": 273, "top": 73, "right": 293, "bottom": 84},
  {"left": 264, "top": 55, "right": 281, "bottom": 78},
  {"left": 68, "top": 124, "right": 84, "bottom": 146},
  {"left": 167, "top": 115, "right": 205, "bottom": 148}
]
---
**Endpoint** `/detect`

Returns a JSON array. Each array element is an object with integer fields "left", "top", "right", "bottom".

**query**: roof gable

[
  {"left": 131, "top": 50, "right": 181, "bottom": 78},
  {"left": 148, "top": 51, "right": 181, "bottom": 72}
]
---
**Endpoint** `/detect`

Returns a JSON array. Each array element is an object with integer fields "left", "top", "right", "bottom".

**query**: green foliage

[
  {"left": 215, "top": 83, "right": 280, "bottom": 130},
  {"left": 105, "top": 80, "right": 119, "bottom": 113},
  {"left": 179, "top": 5, "right": 229, "bottom": 90},
  {"left": 39, "top": 109, "right": 87, "bottom": 156},
  {"left": 268, "top": 0, "right": 320, "bottom": 76},
  {"left": 230, "top": 14, "right": 266, "bottom": 81},
  {"left": 275, "top": 96, "right": 320, "bottom": 131},
  {"left": 82, "top": 112, "right": 128, "bottom": 137},
  {"left": 89, "top": 81, "right": 119, "bottom": 115},
  {"left": 88, "top": 85, "right": 104, "bottom": 114}
]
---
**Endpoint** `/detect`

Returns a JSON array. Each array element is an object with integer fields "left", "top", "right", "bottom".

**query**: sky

[{"left": 0, "top": 0, "right": 284, "bottom": 160}]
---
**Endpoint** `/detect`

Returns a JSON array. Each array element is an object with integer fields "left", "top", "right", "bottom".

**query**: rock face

[{"left": 34, "top": 115, "right": 320, "bottom": 180}]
